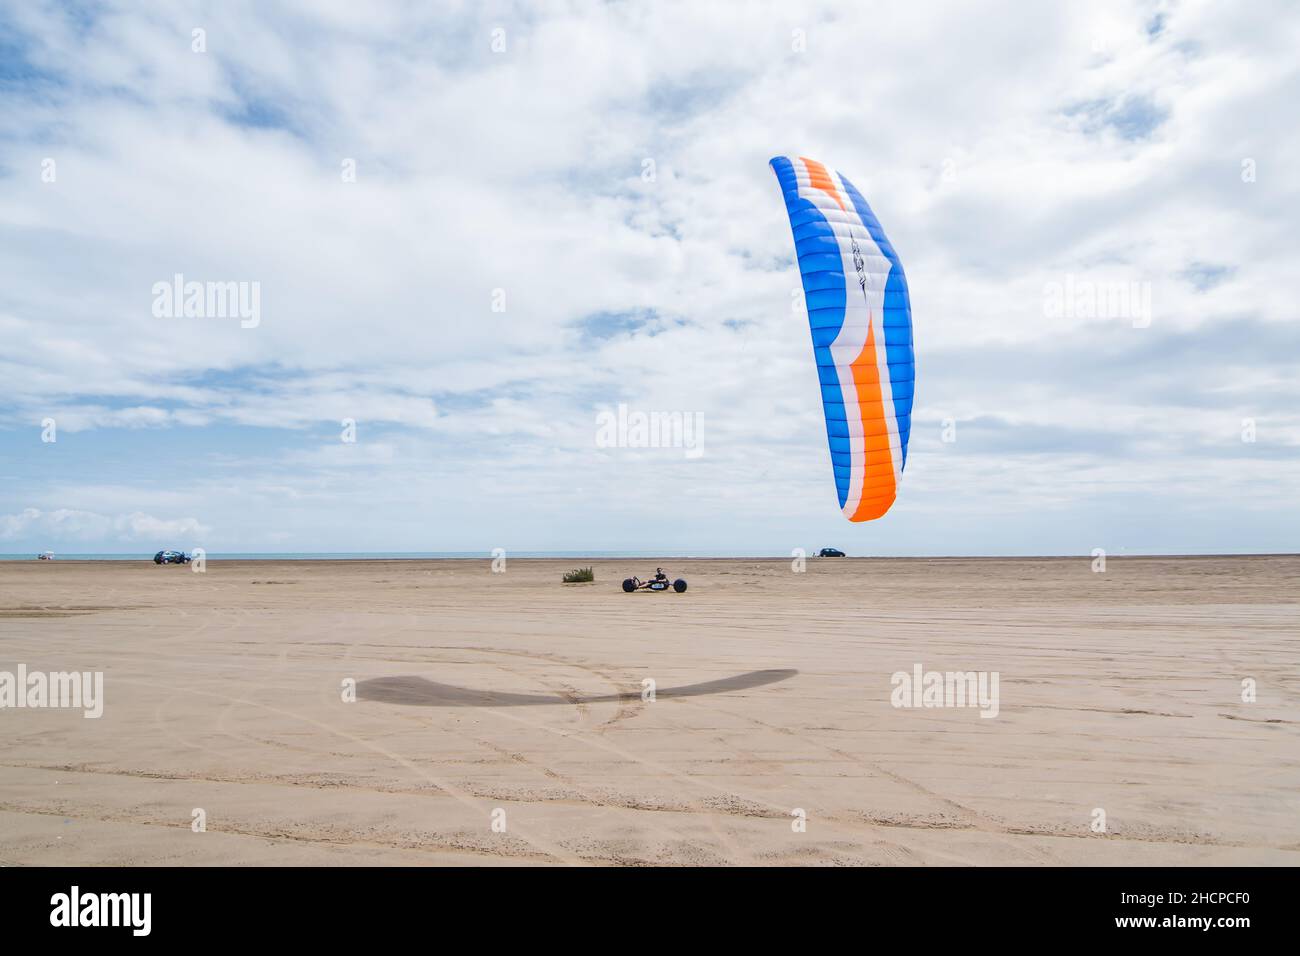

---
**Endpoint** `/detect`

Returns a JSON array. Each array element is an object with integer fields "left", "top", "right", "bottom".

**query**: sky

[{"left": 1, "top": 0, "right": 1297, "bottom": 556}]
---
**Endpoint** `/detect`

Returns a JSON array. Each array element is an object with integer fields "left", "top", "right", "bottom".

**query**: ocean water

[{"left": 1, "top": 551, "right": 781, "bottom": 561}]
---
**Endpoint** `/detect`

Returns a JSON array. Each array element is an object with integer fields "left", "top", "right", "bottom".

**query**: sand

[{"left": 1, "top": 555, "right": 1297, "bottom": 866}]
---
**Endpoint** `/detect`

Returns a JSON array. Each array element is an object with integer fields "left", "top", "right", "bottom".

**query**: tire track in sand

[{"left": 116, "top": 676, "right": 587, "bottom": 865}]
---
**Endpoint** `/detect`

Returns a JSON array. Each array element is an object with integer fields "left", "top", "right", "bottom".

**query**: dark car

[
  {"left": 154, "top": 550, "right": 191, "bottom": 565},
  {"left": 818, "top": 548, "right": 846, "bottom": 558}
]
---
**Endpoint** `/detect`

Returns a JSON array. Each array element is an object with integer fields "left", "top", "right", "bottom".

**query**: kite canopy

[{"left": 770, "top": 156, "right": 914, "bottom": 522}]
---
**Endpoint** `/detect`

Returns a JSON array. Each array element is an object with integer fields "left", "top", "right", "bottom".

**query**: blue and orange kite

[{"left": 771, "top": 156, "right": 915, "bottom": 521}]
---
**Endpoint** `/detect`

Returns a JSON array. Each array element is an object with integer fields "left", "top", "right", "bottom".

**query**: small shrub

[{"left": 562, "top": 567, "right": 594, "bottom": 583}]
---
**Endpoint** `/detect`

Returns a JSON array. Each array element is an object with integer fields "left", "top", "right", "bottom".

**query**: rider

[{"left": 632, "top": 568, "right": 670, "bottom": 589}]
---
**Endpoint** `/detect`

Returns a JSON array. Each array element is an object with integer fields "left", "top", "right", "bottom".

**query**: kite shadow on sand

[{"left": 357, "top": 669, "right": 797, "bottom": 708}]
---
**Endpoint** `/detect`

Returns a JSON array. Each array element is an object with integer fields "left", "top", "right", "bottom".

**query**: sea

[{"left": 1, "top": 551, "right": 776, "bottom": 561}]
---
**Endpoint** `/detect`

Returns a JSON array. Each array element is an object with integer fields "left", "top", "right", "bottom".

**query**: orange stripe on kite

[
  {"left": 800, "top": 157, "right": 846, "bottom": 212},
  {"left": 848, "top": 314, "right": 896, "bottom": 521}
]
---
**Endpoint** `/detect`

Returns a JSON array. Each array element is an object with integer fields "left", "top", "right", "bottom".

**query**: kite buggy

[{"left": 623, "top": 568, "right": 688, "bottom": 593}]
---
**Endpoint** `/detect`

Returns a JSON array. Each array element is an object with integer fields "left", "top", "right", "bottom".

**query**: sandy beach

[{"left": 1, "top": 555, "right": 1297, "bottom": 866}]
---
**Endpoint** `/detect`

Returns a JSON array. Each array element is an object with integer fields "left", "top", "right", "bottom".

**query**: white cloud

[{"left": 0, "top": 508, "right": 210, "bottom": 544}]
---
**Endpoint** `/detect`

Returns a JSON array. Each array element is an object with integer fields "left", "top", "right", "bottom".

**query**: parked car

[
  {"left": 154, "top": 550, "right": 191, "bottom": 565},
  {"left": 818, "top": 548, "right": 846, "bottom": 558}
]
